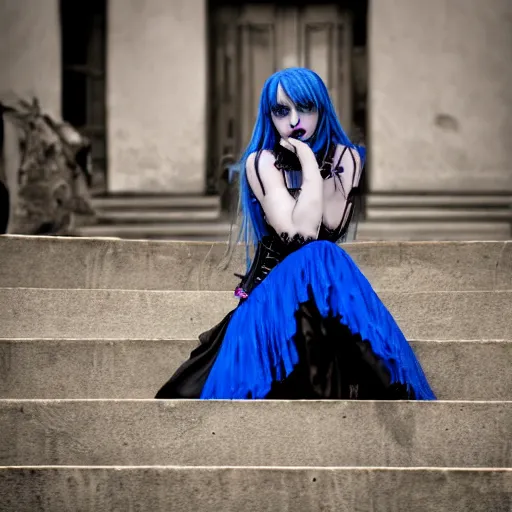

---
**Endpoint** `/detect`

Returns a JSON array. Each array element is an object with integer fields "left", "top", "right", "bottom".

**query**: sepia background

[
  {"left": 1, "top": 0, "right": 511, "bottom": 241},
  {"left": 0, "top": 5, "right": 511, "bottom": 509}
]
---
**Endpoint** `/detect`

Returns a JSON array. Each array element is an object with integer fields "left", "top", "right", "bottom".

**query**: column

[
  {"left": 107, "top": 0, "right": 207, "bottom": 194},
  {"left": 0, "top": 0, "right": 61, "bottom": 230},
  {"left": 368, "top": 0, "right": 512, "bottom": 194}
]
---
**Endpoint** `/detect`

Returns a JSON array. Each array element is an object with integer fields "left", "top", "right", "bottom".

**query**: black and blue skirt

[{"left": 156, "top": 240, "right": 436, "bottom": 401}]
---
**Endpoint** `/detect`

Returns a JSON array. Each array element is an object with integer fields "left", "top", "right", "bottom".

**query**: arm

[
  {"left": 322, "top": 145, "right": 363, "bottom": 231},
  {"left": 246, "top": 139, "right": 324, "bottom": 240}
]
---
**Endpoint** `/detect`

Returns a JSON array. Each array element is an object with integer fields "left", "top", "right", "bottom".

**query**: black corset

[{"left": 234, "top": 236, "right": 284, "bottom": 300}]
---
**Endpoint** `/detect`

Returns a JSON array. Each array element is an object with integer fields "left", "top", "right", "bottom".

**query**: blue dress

[{"left": 156, "top": 145, "right": 436, "bottom": 401}]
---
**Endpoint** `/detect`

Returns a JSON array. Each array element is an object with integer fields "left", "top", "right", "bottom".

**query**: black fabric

[
  {"left": 273, "top": 141, "right": 334, "bottom": 174},
  {"left": 155, "top": 143, "right": 406, "bottom": 401},
  {"left": 267, "top": 299, "right": 413, "bottom": 400},
  {"left": 235, "top": 236, "right": 284, "bottom": 298},
  {"left": 155, "top": 310, "right": 235, "bottom": 399},
  {"left": 155, "top": 298, "right": 413, "bottom": 400},
  {"left": 155, "top": 214, "right": 403, "bottom": 400}
]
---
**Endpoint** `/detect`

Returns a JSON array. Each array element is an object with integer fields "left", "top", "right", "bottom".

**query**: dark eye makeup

[
  {"left": 296, "top": 101, "right": 316, "bottom": 113},
  {"left": 271, "top": 104, "right": 290, "bottom": 118},
  {"left": 271, "top": 101, "right": 316, "bottom": 118}
]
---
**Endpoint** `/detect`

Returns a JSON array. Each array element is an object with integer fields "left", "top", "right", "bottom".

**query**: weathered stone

[
  {"left": 369, "top": 0, "right": 512, "bottom": 193},
  {"left": 0, "top": 236, "right": 510, "bottom": 292},
  {"left": 0, "top": 288, "right": 510, "bottom": 341},
  {"left": 0, "top": 400, "right": 510, "bottom": 467},
  {"left": 1, "top": 99, "right": 94, "bottom": 236},
  {"left": 0, "top": 467, "right": 510, "bottom": 512},
  {"left": 0, "top": 0, "right": 61, "bottom": 117},
  {"left": 107, "top": 0, "right": 207, "bottom": 194},
  {"left": 0, "top": 339, "right": 509, "bottom": 400}
]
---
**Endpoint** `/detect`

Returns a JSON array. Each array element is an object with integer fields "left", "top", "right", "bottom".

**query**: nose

[{"left": 289, "top": 108, "right": 299, "bottom": 128}]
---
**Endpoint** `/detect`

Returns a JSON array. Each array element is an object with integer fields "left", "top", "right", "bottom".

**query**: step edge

[{"left": 1, "top": 465, "right": 511, "bottom": 472}]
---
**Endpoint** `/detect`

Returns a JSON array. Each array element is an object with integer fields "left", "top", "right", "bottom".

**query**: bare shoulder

[
  {"left": 246, "top": 150, "right": 285, "bottom": 199},
  {"left": 246, "top": 149, "right": 278, "bottom": 182},
  {"left": 334, "top": 144, "right": 362, "bottom": 167},
  {"left": 246, "top": 149, "right": 276, "bottom": 170}
]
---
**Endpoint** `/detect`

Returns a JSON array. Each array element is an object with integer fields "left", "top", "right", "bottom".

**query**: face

[{"left": 271, "top": 84, "right": 318, "bottom": 141}]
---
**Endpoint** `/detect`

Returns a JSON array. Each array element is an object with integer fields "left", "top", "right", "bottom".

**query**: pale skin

[{"left": 246, "top": 84, "right": 362, "bottom": 240}]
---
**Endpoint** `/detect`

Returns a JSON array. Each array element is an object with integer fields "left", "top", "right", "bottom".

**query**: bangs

[{"left": 265, "top": 69, "right": 321, "bottom": 110}]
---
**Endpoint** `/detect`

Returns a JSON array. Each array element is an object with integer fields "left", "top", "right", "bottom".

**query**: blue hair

[{"left": 235, "top": 67, "right": 365, "bottom": 268}]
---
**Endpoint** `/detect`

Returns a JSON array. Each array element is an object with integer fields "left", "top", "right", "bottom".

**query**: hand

[{"left": 279, "top": 137, "right": 318, "bottom": 169}]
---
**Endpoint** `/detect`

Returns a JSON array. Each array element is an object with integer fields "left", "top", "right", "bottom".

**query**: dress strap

[
  {"left": 254, "top": 149, "right": 266, "bottom": 195},
  {"left": 319, "top": 143, "right": 337, "bottom": 179}
]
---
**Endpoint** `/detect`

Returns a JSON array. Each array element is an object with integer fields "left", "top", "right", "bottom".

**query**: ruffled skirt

[{"left": 155, "top": 241, "right": 436, "bottom": 401}]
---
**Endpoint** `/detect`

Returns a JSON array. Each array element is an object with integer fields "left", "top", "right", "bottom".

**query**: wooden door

[{"left": 208, "top": 3, "right": 354, "bottom": 192}]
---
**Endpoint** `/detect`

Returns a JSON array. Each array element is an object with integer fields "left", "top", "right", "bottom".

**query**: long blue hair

[{"left": 235, "top": 67, "right": 365, "bottom": 267}]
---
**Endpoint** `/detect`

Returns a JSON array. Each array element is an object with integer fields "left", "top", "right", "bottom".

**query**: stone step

[
  {"left": 366, "top": 193, "right": 512, "bottom": 208},
  {"left": 1, "top": 400, "right": 510, "bottom": 467},
  {"left": 362, "top": 193, "right": 512, "bottom": 241},
  {"left": 0, "top": 288, "right": 510, "bottom": 341},
  {"left": 357, "top": 221, "right": 511, "bottom": 241},
  {"left": 76, "top": 221, "right": 233, "bottom": 239},
  {"left": 0, "top": 338, "right": 509, "bottom": 400},
  {"left": 145, "top": 233, "right": 237, "bottom": 242},
  {"left": 94, "top": 209, "right": 221, "bottom": 223},
  {"left": 91, "top": 194, "right": 221, "bottom": 210},
  {"left": 78, "top": 222, "right": 512, "bottom": 242},
  {"left": 1, "top": 236, "right": 510, "bottom": 292},
  {"left": 1, "top": 466, "right": 510, "bottom": 512},
  {"left": 78, "top": 220, "right": 512, "bottom": 242},
  {"left": 366, "top": 208, "right": 512, "bottom": 221}
]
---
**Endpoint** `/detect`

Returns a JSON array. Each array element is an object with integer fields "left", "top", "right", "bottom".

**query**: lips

[{"left": 290, "top": 128, "right": 306, "bottom": 139}]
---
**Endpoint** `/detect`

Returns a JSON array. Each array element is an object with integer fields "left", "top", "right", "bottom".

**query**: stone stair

[
  {"left": 0, "top": 235, "right": 511, "bottom": 511},
  {"left": 359, "top": 193, "right": 512, "bottom": 241},
  {"left": 73, "top": 193, "right": 512, "bottom": 242},
  {"left": 77, "top": 193, "right": 512, "bottom": 242},
  {"left": 76, "top": 194, "right": 234, "bottom": 241}
]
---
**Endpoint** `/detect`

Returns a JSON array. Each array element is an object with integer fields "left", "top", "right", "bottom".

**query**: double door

[{"left": 209, "top": 4, "right": 354, "bottom": 192}]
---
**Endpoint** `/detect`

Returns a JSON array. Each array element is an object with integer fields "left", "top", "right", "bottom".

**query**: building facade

[{"left": 1, "top": 0, "right": 511, "bottom": 240}]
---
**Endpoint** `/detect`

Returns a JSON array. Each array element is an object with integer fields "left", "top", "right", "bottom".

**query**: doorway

[
  {"left": 60, "top": 0, "right": 107, "bottom": 195},
  {"left": 207, "top": 0, "right": 368, "bottom": 196}
]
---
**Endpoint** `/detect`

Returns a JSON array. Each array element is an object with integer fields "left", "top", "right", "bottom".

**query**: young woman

[{"left": 156, "top": 67, "right": 436, "bottom": 401}]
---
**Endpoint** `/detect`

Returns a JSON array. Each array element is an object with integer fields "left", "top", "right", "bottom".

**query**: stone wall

[
  {"left": 369, "top": 0, "right": 512, "bottom": 193},
  {"left": 107, "top": 0, "right": 207, "bottom": 194},
  {"left": 0, "top": 0, "right": 61, "bottom": 117},
  {"left": 0, "top": 0, "right": 61, "bottom": 231}
]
